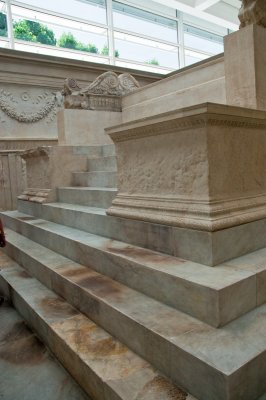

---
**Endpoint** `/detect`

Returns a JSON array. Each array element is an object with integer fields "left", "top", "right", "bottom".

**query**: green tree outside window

[
  {"left": 101, "top": 44, "right": 119, "bottom": 57},
  {"left": 58, "top": 32, "right": 98, "bottom": 53},
  {"left": 13, "top": 19, "right": 56, "bottom": 45},
  {"left": 145, "top": 58, "right": 159, "bottom": 65}
]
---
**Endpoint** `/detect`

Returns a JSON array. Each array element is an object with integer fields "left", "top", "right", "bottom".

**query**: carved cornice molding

[
  {"left": 18, "top": 188, "right": 55, "bottom": 203},
  {"left": 63, "top": 71, "right": 140, "bottom": 111},
  {"left": 108, "top": 114, "right": 266, "bottom": 143},
  {"left": 107, "top": 193, "right": 266, "bottom": 231},
  {"left": 0, "top": 139, "right": 57, "bottom": 150},
  {"left": 20, "top": 146, "right": 52, "bottom": 159}
]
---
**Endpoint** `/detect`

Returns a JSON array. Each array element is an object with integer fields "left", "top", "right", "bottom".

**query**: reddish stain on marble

[
  {"left": 0, "top": 321, "right": 45, "bottom": 365},
  {"left": 18, "top": 270, "right": 32, "bottom": 279},
  {"left": 136, "top": 376, "right": 187, "bottom": 400},
  {"left": 17, "top": 216, "right": 37, "bottom": 221},
  {"left": 106, "top": 244, "right": 185, "bottom": 266},
  {"left": 39, "top": 296, "right": 79, "bottom": 318},
  {"left": 76, "top": 274, "right": 123, "bottom": 298},
  {"left": 70, "top": 324, "right": 127, "bottom": 357},
  {"left": 60, "top": 266, "right": 88, "bottom": 278}
]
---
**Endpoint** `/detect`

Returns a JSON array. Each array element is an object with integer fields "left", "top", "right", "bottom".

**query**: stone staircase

[
  {"left": 1, "top": 144, "right": 266, "bottom": 400},
  {"left": 0, "top": 301, "right": 91, "bottom": 400}
]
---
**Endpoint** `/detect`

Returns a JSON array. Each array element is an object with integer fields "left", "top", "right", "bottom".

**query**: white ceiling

[{"left": 152, "top": 0, "right": 240, "bottom": 30}]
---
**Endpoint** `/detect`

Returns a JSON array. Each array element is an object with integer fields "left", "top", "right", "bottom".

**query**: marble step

[
  {"left": 0, "top": 251, "right": 191, "bottom": 400},
  {"left": 87, "top": 156, "right": 117, "bottom": 172},
  {"left": 2, "top": 213, "right": 262, "bottom": 328},
  {"left": 57, "top": 187, "right": 117, "bottom": 208},
  {"left": 73, "top": 171, "right": 117, "bottom": 188},
  {"left": 0, "top": 301, "right": 90, "bottom": 400},
  {"left": 1, "top": 231, "right": 266, "bottom": 400},
  {"left": 17, "top": 199, "right": 178, "bottom": 257},
  {"left": 72, "top": 144, "right": 115, "bottom": 157}
]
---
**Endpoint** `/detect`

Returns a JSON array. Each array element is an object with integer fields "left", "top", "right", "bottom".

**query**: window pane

[
  {"left": 0, "top": 1, "right": 7, "bottom": 38},
  {"left": 115, "top": 59, "right": 169, "bottom": 74},
  {"left": 114, "top": 31, "right": 179, "bottom": 69},
  {"left": 12, "top": 5, "right": 108, "bottom": 56},
  {"left": 113, "top": 1, "right": 178, "bottom": 44},
  {"left": 13, "top": 0, "right": 107, "bottom": 25},
  {"left": 14, "top": 40, "right": 110, "bottom": 63},
  {"left": 185, "top": 49, "right": 209, "bottom": 66},
  {"left": 184, "top": 25, "right": 223, "bottom": 54}
]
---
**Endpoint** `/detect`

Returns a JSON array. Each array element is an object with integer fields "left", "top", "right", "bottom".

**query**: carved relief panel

[{"left": 0, "top": 84, "right": 63, "bottom": 140}]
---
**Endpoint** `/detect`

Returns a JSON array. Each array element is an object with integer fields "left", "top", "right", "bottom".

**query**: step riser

[
  {"left": 57, "top": 188, "right": 117, "bottom": 209},
  {"left": 18, "top": 199, "right": 176, "bottom": 256},
  {"left": 0, "top": 260, "right": 191, "bottom": 400},
  {"left": 102, "top": 145, "right": 116, "bottom": 157},
  {"left": 2, "top": 241, "right": 228, "bottom": 400},
  {"left": 2, "top": 211, "right": 256, "bottom": 326},
  {"left": 87, "top": 156, "right": 117, "bottom": 172},
  {"left": 73, "top": 172, "right": 117, "bottom": 188},
  {"left": 2, "top": 218, "right": 266, "bottom": 400},
  {"left": 13, "top": 204, "right": 257, "bottom": 328},
  {"left": 72, "top": 145, "right": 115, "bottom": 157}
]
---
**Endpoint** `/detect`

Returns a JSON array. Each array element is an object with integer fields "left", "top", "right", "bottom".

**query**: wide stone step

[
  {"left": 0, "top": 301, "right": 90, "bottom": 400},
  {"left": 17, "top": 199, "right": 179, "bottom": 258},
  {"left": 1, "top": 230, "right": 266, "bottom": 400},
  {"left": 73, "top": 171, "right": 117, "bottom": 188},
  {"left": 1, "top": 213, "right": 262, "bottom": 329},
  {"left": 57, "top": 187, "right": 117, "bottom": 209},
  {"left": 0, "top": 251, "right": 190, "bottom": 400},
  {"left": 87, "top": 156, "right": 117, "bottom": 172}
]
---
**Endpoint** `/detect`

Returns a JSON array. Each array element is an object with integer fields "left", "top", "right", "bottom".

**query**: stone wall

[
  {"left": 0, "top": 48, "right": 161, "bottom": 151},
  {"left": 0, "top": 48, "right": 161, "bottom": 210}
]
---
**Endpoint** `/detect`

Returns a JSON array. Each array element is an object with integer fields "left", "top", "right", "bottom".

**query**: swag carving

[{"left": 0, "top": 89, "right": 63, "bottom": 123}]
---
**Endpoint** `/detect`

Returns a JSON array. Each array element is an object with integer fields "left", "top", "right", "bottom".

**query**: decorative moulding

[
  {"left": 0, "top": 88, "right": 63, "bottom": 124},
  {"left": 63, "top": 71, "right": 140, "bottom": 111},
  {"left": 18, "top": 188, "right": 55, "bottom": 204},
  {"left": 108, "top": 193, "right": 266, "bottom": 232}
]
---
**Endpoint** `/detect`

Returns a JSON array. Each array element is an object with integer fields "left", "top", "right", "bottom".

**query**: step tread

[
  {"left": 3, "top": 210, "right": 255, "bottom": 291},
  {"left": 4, "top": 206, "right": 263, "bottom": 327},
  {"left": 50, "top": 202, "right": 107, "bottom": 214},
  {"left": 2, "top": 222, "right": 266, "bottom": 376},
  {"left": 58, "top": 187, "right": 117, "bottom": 192},
  {"left": 0, "top": 250, "right": 194, "bottom": 400},
  {"left": 0, "top": 302, "right": 90, "bottom": 400}
]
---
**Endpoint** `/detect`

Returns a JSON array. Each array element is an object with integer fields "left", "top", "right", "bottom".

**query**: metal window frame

[{"left": 2, "top": 0, "right": 225, "bottom": 73}]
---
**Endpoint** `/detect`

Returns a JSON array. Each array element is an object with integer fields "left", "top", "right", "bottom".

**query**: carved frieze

[
  {"left": 239, "top": 0, "right": 266, "bottom": 28},
  {"left": 63, "top": 71, "right": 140, "bottom": 111},
  {"left": 0, "top": 88, "right": 63, "bottom": 124}
]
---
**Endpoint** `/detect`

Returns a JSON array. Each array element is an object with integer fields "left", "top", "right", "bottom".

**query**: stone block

[
  {"left": 18, "top": 145, "right": 87, "bottom": 203},
  {"left": 225, "top": 24, "right": 266, "bottom": 110},
  {"left": 57, "top": 109, "right": 121, "bottom": 146}
]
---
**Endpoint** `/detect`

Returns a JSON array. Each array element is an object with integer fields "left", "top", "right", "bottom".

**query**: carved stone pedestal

[
  {"left": 18, "top": 146, "right": 87, "bottom": 203},
  {"left": 106, "top": 103, "right": 266, "bottom": 265}
]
